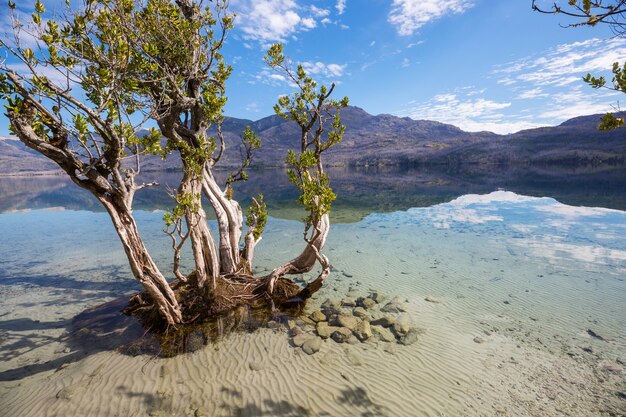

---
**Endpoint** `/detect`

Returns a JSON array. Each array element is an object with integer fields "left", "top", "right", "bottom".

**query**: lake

[{"left": 0, "top": 165, "right": 625, "bottom": 416}]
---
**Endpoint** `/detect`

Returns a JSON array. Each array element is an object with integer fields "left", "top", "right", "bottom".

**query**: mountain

[
  {"left": 1, "top": 107, "right": 625, "bottom": 175},
  {"left": 0, "top": 137, "right": 59, "bottom": 175}
]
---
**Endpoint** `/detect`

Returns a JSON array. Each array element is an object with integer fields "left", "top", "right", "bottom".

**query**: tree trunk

[
  {"left": 98, "top": 195, "right": 183, "bottom": 325},
  {"left": 202, "top": 168, "right": 244, "bottom": 274},
  {"left": 178, "top": 171, "right": 220, "bottom": 288},
  {"left": 266, "top": 213, "right": 330, "bottom": 294}
]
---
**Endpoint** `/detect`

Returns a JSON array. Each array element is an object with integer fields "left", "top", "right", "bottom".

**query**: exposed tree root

[{"left": 123, "top": 274, "right": 305, "bottom": 335}]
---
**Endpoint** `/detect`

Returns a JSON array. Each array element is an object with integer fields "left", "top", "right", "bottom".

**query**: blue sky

[{"left": 2, "top": 0, "right": 625, "bottom": 135}]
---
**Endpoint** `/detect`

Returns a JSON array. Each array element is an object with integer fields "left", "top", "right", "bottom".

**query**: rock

[
  {"left": 369, "top": 291, "right": 385, "bottom": 304},
  {"left": 587, "top": 329, "right": 612, "bottom": 342},
  {"left": 298, "top": 316, "right": 316, "bottom": 326},
  {"left": 195, "top": 406, "right": 210, "bottom": 417},
  {"left": 369, "top": 310, "right": 384, "bottom": 321},
  {"left": 391, "top": 314, "right": 413, "bottom": 337},
  {"left": 56, "top": 386, "right": 76, "bottom": 400},
  {"left": 287, "top": 320, "right": 297, "bottom": 331},
  {"left": 392, "top": 321, "right": 411, "bottom": 337},
  {"left": 358, "top": 297, "right": 377, "bottom": 310},
  {"left": 331, "top": 327, "right": 353, "bottom": 343},
  {"left": 342, "top": 271, "right": 354, "bottom": 278},
  {"left": 381, "top": 301, "right": 406, "bottom": 313},
  {"left": 302, "top": 337, "right": 322, "bottom": 355},
  {"left": 333, "top": 314, "right": 361, "bottom": 331},
  {"left": 352, "top": 307, "right": 371, "bottom": 320},
  {"left": 266, "top": 320, "right": 281, "bottom": 329},
  {"left": 353, "top": 320, "right": 372, "bottom": 341},
  {"left": 425, "top": 296, "right": 442, "bottom": 304},
  {"left": 341, "top": 297, "right": 356, "bottom": 307},
  {"left": 346, "top": 335, "right": 360, "bottom": 345},
  {"left": 63, "top": 347, "right": 71, "bottom": 354},
  {"left": 292, "top": 334, "right": 312, "bottom": 347},
  {"left": 473, "top": 336, "right": 486, "bottom": 344},
  {"left": 249, "top": 361, "right": 264, "bottom": 371},
  {"left": 372, "top": 325, "right": 395, "bottom": 342},
  {"left": 371, "top": 316, "right": 395, "bottom": 327},
  {"left": 599, "top": 360, "right": 623, "bottom": 373},
  {"left": 309, "top": 310, "right": 327, "bottom": 323},
  {"left": 398, "top": 328, "right": 420, "bottom": 346},
  {"left": 316, "top": 322, "right": 340, "bottom": 339},
  {"left": 321, "top": 298, "right": 341, "bottom": 313}
]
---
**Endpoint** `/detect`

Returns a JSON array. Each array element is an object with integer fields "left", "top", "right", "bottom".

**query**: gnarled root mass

[{"left": 123, "top": 274, "right": 305, "bottom": 335}]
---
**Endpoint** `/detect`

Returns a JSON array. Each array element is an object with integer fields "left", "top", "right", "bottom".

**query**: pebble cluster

[{"left": 287, "top": 291, "right": 422, "bottom": 355}]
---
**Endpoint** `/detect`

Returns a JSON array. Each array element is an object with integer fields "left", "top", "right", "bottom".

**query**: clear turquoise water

[{"left": 0, "top": 170, "right": 625, "bottom": 416}]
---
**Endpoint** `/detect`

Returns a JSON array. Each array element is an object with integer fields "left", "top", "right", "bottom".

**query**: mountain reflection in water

[{"left": 2, "top": 165, "right": 626, "bottom": 221}]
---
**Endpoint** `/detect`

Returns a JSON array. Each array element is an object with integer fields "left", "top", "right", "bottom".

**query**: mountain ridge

[{"left": 1, "top": 106, "right": 624, "bottom": 175}]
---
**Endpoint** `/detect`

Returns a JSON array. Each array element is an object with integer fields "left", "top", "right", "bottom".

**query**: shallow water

[{"left": 0, "top": 168, "right": 625, "bottom": 416}]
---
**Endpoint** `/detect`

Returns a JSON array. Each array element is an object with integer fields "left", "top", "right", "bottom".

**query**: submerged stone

[
  {"left": 352, "top": 306, "right": 371, "bottom": 321},
  {"left": 333, "top": 314, "right": 361, "bottom": 331},
  {"left": 309, "top": 310, "right": 327, "bottom": 323},
  {"left": 372, "top": 325, "right": 395, "bottom": 342},
  {"left": 194, "top": 407, "right": 210, "bottom": 417},
  {"left": 381, "top": 302, "right": 405, "bottom": 313},
  {"left": 321, "top": 298, "right": 342, "bottom": 313},
  {"left": 425, "top": 296, "right": 443, "bottom": 304},
  {"left": 371, "top": 316, "right": 396, "bottom": 327},
  {"left": 316, "top": 321, "right": 340, "bottom": 339},
  {"left": 353, "top": 320, "right": 372, "bottom": 341},
  {"left": 298, "top": 316, "right": 316, "bottom": 327},
  {"left": 292, "top": 334, "right": 313, "bottom": 347},
  {"left": 398, "top": 328, "right": 420, "bottom": 346},
  {"left": 358, "top": 297, "right": 377, "bottom": 310},
  {"left": 341, "top": 297, "right": 356, "bottom": 307},
  {"left": 302, "top": 336, "right": 322, "bottom": 355},
  {"left": 369, "top": 291, "right": 386, "bottom": 304},
  {"left": 473, "top": 336, "right": 486, "bottom": 344},
  {"left": 331, "top": 327, "right": 352, "bottom": 343},
  {"left": 392, "top": 315, "right": 412, "bottom": 337}
]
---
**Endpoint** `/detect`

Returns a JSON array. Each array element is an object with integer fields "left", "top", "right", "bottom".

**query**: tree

[
  {"left": 532, "top": 0, "right": 626, "bottom": 129},
  {"left": 0, "top": 0, "right": 348, "bottom": 328}
]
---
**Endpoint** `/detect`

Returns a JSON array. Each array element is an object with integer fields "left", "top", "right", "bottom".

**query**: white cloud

[
  {"left": 397, "top": 92, "right": 545, "bottom": 134},
  {"left": 301, "top": 17, "right": 317, "bottom": 29},
  {"left": 494, "top": 38, "right": 626, "bottom": 88},
  {"left": 301, "top": 61, "right": 347, "bottom": 78},
  {"left": 401, "top": 58, "right": 410, "bottom": 68},
  {"left": 245, "top": 101, "right": 261, "bottom": 113},
  {"left": 234, "top": 0, "right": 319, "bottom": 43},
  {"left": 537, "top": 87, "right": 614, "bottom": 120},
  {"left": 388, "top": 0, "right": 474, "bottom": 36},
  {"left": 517, "top": 87, "right": 546, "bottom": 100},
  {"left": 336, "top": 0, "right": 347, "bottom": 15},
  {"left": 407, "top": 40, "right": 425, "bottom": 48},
  {"left": 5, "top": 62, "right": 77, "bottom": 89},
  {"left": 252, "top": 68, "right": 292, "bottom": 86},
  {"left": 252, "top": 60, "right": 346, "bottom": 87},
  {"left": 310, "top": 6, "right": 330, "bottom": 18}
]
